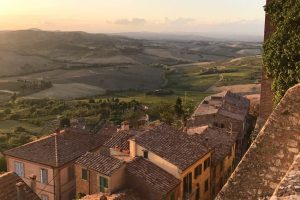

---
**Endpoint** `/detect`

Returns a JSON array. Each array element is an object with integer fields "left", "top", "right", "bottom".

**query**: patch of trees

[
  {"left": 18, "top": 79, "right": 53, "bottom": 90},
  {"left": 146, "top": 89, "right": 174, "bottom": 96},
  {"left": 200, "top": 67, "right": 239, "bottom": 75},
  {"left": 0, "top": 96, "right": 196, "bottom": 158},
  {"left": 263, "top": 0, "right": 300, "bottom": 104}
]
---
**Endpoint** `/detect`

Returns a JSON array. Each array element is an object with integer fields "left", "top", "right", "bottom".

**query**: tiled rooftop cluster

[
  {"left": 134, "top": 124, "right": 211, "bottom": 170},
  {"left": 191, "top": 91, "right": 250, "bottom": 121},
  {"left": 191, "top": 126, "right": 238, "bottom": 164},
  {"left": 81, "top": 190, "right": 141, "bottom": 200},
  {"left": 2, "top": 91, "right": 248, "bottom": 200},
  {"left": 76, "top": 152, "right": 125, "bottom": 176},
  {"left": 4, "top": 128, "right": 114, "bottom": 167}
]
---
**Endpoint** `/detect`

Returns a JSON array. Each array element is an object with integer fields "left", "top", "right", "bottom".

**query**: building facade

[
  {"left": 186, "top": 91, "right": 251, "bottom": 163},
  {"left": 4, "top": 128, "right": 113, "bottom": 200}
]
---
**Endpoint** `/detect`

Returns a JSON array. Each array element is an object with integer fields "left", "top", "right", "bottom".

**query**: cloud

[
  {"left": 164, "top": 18, "right": 196, "bottom": 26},
  {"left": 113, "top": 18, "right": 147, "bottom": 26}
]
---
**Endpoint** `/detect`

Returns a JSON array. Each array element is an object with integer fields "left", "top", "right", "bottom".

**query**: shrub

[{"left": 263, "top": 0, "right": 300, "bottom": 104}]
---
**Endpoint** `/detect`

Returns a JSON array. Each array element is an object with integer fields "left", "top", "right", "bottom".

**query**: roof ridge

[
  {"left": 54, "top": 132, "right": 59, "bottom": 166},
  {"left": 0, "top": 171, "right": 15, "bottom": 178}
]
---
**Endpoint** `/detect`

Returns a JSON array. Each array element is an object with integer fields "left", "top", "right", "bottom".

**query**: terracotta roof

[
  {"left": 126, "top": 157, "right": 180, "bottom": 196},
  {"left": 4, "top": 128, "right": 113, "bottom": 167},
  {"left": 104, "top": 130, "right": 140, "bottom": 151},
  {"left": 216, "top": 84, "right": 300, "bottom": 200},
  {"left": 188, "top": 126, "right": 238, "bottom": 164},
  {"left": 76, "top": 152, "right": 124, "bottom": 176},
  {"left": 0, "top": 172, "right": 41, "bottom": 200},
  {"left": 81, "top": 190, "right": 142, "bottom": 200},
  {"left": 191, "top": 91, "right": 250, "bottom": 121},
  {"left": 134, "top": 124, "right": 211, "bottom": 170}
]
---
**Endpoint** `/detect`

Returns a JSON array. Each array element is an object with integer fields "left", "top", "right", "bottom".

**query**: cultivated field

[{"left": 165, "top": 56, "right": 262, "bottom": 94}]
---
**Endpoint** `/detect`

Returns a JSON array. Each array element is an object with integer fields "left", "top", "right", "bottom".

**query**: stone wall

[
  {"left": 216, "top": 84, "right": 300, "bottom": 200},
  {"left": 259, "top": 0, "right": 275, "bottom": 122}
]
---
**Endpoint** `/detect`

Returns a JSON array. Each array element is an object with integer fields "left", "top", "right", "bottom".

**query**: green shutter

[{"left": 100, "top": 176, "right": 108, "bottom": 192}]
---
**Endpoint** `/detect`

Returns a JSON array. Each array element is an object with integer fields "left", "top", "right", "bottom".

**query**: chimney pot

[
  {"left": 29, "top": 174, "right": 37, "bottom": 193},
  {"left": 121, "top": 121, "right": 130, "bottom": 131}
]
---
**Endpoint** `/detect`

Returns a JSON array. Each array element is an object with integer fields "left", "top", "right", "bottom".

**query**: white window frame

[
  {"left": 41, "top": 194, "right": 49, "bottom": 200},
  {"left": 14, "top": 161, "right": 24, "bottom": 177},
  {"left": 40, "top": 168, "right": 48, "bottom": 184}
]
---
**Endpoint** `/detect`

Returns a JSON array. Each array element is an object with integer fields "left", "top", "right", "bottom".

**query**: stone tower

[{"left": 259, "top": 0, "right": 275, "bottom": 122}]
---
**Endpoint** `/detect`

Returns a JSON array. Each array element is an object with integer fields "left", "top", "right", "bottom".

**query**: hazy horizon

[{"left": 0, "top": 0, "right": 265, "bottom": 36}]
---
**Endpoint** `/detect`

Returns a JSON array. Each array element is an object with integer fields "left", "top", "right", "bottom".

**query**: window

[
  {"left": 82, "top": 168, "right": 88, "bottom": 181},
  {"left": 99, "top": 176, "right": 108, "bottom": 192},
  {"left": 41, "top": 194, "right": 49, "bottom": 200},
  {"left": 194, "top": 164, "right": 202, "bottom": 179},
  {"left": 195, "top": 186, "right": 200, "bottom": 200},
  {"left": 68, "top": 166, "right": 75, "bottom": 181},
  {"left": 170, "top": 192, "right": 175, "bottom": 200},
  {"left": 204, "top": 157, "right": 211, "bottom": 171},
  {"left": 14, "top": 162, "right": 24, "bottom": 177},
  {"left": 40, "top": 169, "right": 48, "bottom": 184},
  {"left": 143, "top": 150, "right": 148, "bottom": 159},
  {"left": 183, "top": 172, "right": 192, "bottom": 197},
  {"left": 205, "top": 179, "right": 209, "bottom": 192}
]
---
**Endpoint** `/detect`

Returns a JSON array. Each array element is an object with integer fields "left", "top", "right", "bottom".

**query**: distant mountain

[
  {"left": 114, "top": 32, "right": 263, "bottom": 42},
  {"left": 0, "top": 30, "right": 262, "bottom": 77}
]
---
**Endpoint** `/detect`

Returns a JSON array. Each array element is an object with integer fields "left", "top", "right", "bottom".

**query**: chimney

[
  {"left": 29, "top": 174, "right": 37, "bottom": 193},
  {"left": 121, "top": 121, "right": 130, "bottom": 131},
  {"left": 16, "top": 182, "right": 25, "bottom": 200},
  {"left": 55, "top": 128, "right": 60, "bottom": 135},
  {"left": 204, "top": 137, "right": 209, "bottom": 148}
]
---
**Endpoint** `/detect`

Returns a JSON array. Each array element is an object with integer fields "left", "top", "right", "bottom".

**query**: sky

[{"left": 0, "top": 0, "right": 266, "bottom": 35}]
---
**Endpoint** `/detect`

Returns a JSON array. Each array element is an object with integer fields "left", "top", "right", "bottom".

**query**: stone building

[
  {"left": 75, "top": 122, "right": 239, "bottom": 200},
  {"left": 187, "top": 126, "right": 237, "bottom": 199},
  {"left": 125, "top": 157, "right": 181, "bottom": 200},
  {"left": 186, "top": 91, "right": 251, "bottom": 163},
  {"left": 3, "top": 128, "right": 114, "bottom": 200},
  {"left": 130, "top": 124, "right": 213, "bottom": 200},
  {"left": 75, "top": 124, "right": 214, "bottom": 200},
  {"left": 75, "top": 152, "right": 126, "bottom": 196},
  {"left": 216, "top": 84, "right": 300, "bottom": 199}
]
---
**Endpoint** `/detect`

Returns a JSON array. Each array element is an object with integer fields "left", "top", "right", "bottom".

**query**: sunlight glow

[{"left": 0, "top": 0, "right": 265, "bottom": 34}]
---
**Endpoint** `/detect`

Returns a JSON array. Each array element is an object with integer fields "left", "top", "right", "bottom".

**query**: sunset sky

[{"left": 0, "top": 0, "right": 265, "bottom": 35}]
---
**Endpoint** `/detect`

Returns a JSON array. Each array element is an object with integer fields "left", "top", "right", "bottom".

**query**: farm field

[{"left": 0, "top": 30, "right": 262, "bottom": 160}]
